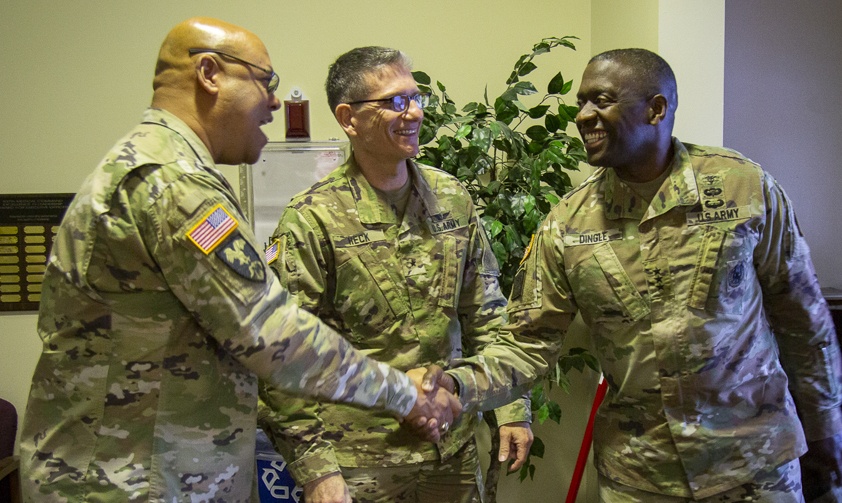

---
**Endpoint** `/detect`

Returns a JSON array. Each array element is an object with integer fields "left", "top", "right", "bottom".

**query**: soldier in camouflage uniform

[
  {"left": 434, "top": 49, "right": 842, "bottom": 501},
  {"left": 258, "top": 47, "right": 532, "bottom": 503},
  {"left": 19, "top": 18, "right": 459, "bottom": 503}
]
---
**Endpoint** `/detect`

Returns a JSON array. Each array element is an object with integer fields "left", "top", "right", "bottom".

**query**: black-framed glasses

[
  {"left": 347, "top": 93, "right": 430, "bottom": 113},
  {"left": 188, "top": 48, "right": 279, "bottom": 95}
]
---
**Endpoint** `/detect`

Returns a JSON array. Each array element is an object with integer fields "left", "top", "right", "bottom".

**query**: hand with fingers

[
  {"left": 498, "top": 421, "right": 534, "bottom": 472},
  {"left": 401, "top": 365, "right": 461, "bottom": 442},
  {"left": 801, "top": 433, "right": 842, "bottom": 501},
  {"left": 302, "top": 472, "right": 352, "bottom": 503}
]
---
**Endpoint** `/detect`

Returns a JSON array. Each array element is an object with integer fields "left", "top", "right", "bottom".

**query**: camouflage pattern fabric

[
  {"left": 19, "top": 108, "right": 418, "bottom": 502},
  {"left": 340, "top": 439, "right": 483, "bottom": 503},
  {"left": 448, "top": 139, "right": 842, "bottom": 499},
  {"left": 258, "top": 156, "right": 529, "bottom": 487},
  {"left": 599, "top": 459, "right": 804, "bottom": 502}
]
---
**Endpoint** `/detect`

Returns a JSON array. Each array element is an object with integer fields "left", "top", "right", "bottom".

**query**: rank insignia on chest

[
  {"left": 187, "top": 204, "right": 238, "bottom": 254},
  {"left": 265, "top": 238, "right": 281, "bottom": 265}
]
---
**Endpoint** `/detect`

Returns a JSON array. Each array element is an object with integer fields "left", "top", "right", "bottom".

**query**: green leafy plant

[{"left": 413, "top": 36, "right": 599, "bottom": 500}]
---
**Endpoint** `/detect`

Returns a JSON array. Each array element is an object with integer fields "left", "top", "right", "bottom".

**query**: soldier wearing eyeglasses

[
  {"left": 258, "top": 46, "right": 533, "bottom": 503},
  {"left": 19, "top": 21, "right": 459, "bottom": 503}
]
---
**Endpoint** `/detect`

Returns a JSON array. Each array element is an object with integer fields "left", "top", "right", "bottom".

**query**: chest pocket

[
  {"left": 688, "top": 225, "right": 753, "bottom": 315},
  {"left": 334, "top": 247, "right": 409, "bottom": 341},
  {"left": 568, "top": 243, "right": 649, "bottom": 334}
]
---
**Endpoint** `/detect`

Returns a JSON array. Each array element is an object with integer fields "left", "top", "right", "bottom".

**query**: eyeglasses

[
  {"left": 347, "top": 93, "right": 430, "bottom": 113},
  {"left": 188, "top": 48, "right": 279, "bottom": 95}
]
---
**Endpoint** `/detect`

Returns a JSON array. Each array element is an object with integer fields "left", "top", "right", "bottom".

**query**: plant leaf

[
  {"left": 412, "top": 71, "right": 431, "bottom": 85},
  {"left": 561, "top": 79, "right": 573, "bottom": 95},
  {"left": 545, "top": 113, "right": 562, "bottom": 132},
  {"left": 547, "top": 72, "right": 565, "bottom": 94},
  {"left": 528, "top": 104, "right": 550, "bottom": 119},
  {"left": 525, "top": 125, "right": 549, "bottom": 142},
  {"left": 455, "top": 123, "right": 472, "bottom": 140},
  {"left": 470, "top": 127, "right": 492, "bottom": 152},
  {"left": 513, "top": 81, "right": 538, "bottom": 96},
  {"left": 517, "top": 61, "right": 537, "bottom": 77}
]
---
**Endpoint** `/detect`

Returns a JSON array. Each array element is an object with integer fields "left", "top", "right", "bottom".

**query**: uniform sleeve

[
  {"left": 458, "top": 208, "right": 532, "bottom": 422},
  {"left": 259, "top": 205, "right": 342, "bottom": 484},
  {"left": 449, "top": 210, "right": 575, "bottom": 414},
  {"left": 144, "top": 174, "right": 418, "bottom": 418},
  {"left": 754, "top": 172, "right": 842, "bottom": 441}
]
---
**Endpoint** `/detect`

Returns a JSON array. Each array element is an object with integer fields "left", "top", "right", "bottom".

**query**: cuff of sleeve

[
  {"left": 447, "top": 368, "right": 478, "bottom": 414},
  {"left": 382, "top": 364, "right": 417, "bottom": 418},
  {"left": 801, "top": 406, "right": 842, "bottom": 442},
  {"left": 286, "top": 447, "right": 342, "bottom": 486},
  {"left": 494, "top": 396, "right": 532, "bottom": 425}
]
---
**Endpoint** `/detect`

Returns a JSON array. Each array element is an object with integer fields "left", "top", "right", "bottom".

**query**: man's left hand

[
  {"left": 498, "top": 421, "right": 534, "bottom": 472},
  {"left": 801, "top": 433, "right": 842, "bottom": 501}
]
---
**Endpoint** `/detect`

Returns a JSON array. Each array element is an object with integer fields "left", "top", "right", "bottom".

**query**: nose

[
  {"left": 575, "top": 102, "right": 596, "bottom": 126},
  {"left": 403, "top": 99, "right": 423, "bottom": 119},
  {"left": 268, "top": 93, "right": 281, "bottom": 112}
]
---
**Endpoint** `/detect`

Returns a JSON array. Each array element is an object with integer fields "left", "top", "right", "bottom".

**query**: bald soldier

[{"left": 19, "top": 17, "right": 458, "bottom": 502}]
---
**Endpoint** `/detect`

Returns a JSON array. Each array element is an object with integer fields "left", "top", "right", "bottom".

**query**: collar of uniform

[
  {"left": 603, "top": 138, "right": 700, "bottom": 222},
  {"left": 345, "top": 156, "right": 441, "bottom": 225},
  {"left": 141, "top": 108, "right": 216, "bottom": 171}
]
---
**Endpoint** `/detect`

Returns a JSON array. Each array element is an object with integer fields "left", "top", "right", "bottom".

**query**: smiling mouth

[
  {"left": 583, "top": 131, "right": 607, "bottom": 145},
  {"left": 395, "top": 128, "right": 418, "bottom": 136}
]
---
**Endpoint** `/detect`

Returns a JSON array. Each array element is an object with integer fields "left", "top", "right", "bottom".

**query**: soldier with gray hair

[
  {"left": 422, "top": 48, "right": 842, "bottom": 502},
  {"left": 257, "top": 46, "right": 533, "bottom": 503},
  {"left": 19, "top": 19, "right": 458, "bottom": 502}
]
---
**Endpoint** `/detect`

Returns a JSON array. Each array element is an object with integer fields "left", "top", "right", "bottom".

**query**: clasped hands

[{"left": 401, "top": 364, "right": 460, "bottom": 443}]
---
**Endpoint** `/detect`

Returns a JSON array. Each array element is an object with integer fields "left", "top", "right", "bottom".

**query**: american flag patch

[
  {"left": 187, "top": 204, "right": 238, "bottom": 254},
  {"left": 264, "top": 239, "right": 280, "bottom": 265}
]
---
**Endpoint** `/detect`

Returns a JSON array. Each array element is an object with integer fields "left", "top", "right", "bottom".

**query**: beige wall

[{"left": 0, "top": 1, "right": 725, "bottom": 501}]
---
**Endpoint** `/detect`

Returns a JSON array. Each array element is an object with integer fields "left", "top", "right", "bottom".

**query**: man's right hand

[
  {"left": 303, "top": 472, "right": 351, "bottom": 503},
  {"left": 403, "top": 366, "right": 461, "bottom": 442}
]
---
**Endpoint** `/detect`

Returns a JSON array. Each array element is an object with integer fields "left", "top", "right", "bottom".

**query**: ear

[
  {"left": 334, "top": 104, "right": 356, "bottom": 137},
  {"left": 648, "top": 94, "right": 668, "bottom": 125},
  {"left": 195, "top": 55, "right": 221, "bottom": 96}
]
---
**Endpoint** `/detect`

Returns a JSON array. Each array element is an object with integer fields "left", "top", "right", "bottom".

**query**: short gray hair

[{"left": 325, "top": 46, "right": 412, "bottom": 113}]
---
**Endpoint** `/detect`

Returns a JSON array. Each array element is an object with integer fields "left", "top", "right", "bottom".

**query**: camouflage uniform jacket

[
  {"left": 449, "top": 139, "right": 842, "bottom": 499},
  {"left": 20, "top": 108, "right": 419, "bottom": 503},
  {"left": 258, "top": 156, "right": 529, "bottom": 484}
]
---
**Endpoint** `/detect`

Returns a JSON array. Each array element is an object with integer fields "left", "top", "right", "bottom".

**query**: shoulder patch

[
  {"left": 216, "top": 233, "right": 266, "bottom": 282},
  {"left": 187, "top": 204, "right": 238, "bottom": 254},
  {"left": 264, "top": 238, "right": 281, "bottom": 265}
]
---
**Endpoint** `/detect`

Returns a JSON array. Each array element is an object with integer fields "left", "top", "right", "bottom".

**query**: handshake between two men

[{"left": 402, "top": 365, "right": 461, "bottom": 443}]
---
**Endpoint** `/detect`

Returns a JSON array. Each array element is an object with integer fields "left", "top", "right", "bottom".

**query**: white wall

[
  {"left": 659, "top": 1, "right": 725, "bottom": 146},
  {"left": 723, "top": 0, "right": 842, "bottom": 289}
]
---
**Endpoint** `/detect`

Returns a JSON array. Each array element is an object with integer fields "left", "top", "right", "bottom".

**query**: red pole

[{"left": 565, "top": 375, "right": 608, "bottom": 503}]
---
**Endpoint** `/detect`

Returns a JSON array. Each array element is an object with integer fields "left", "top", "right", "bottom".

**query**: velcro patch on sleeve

[
  {"left": 264, "top": 238, "right": 281, "bottom": 265},
  {"left": 186, "top": 203, "right": 238, "bottom": 254}
]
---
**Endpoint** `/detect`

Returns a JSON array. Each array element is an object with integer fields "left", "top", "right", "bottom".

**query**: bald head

[
  {"left": 149, "top": 17, "right": 280, "bottom": 165},
  {"left": 589, "top": 48, "right": 678, "bottom": 115},
  {"left": 152, "top": 17, "right": 264, "bottom": 96}
]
